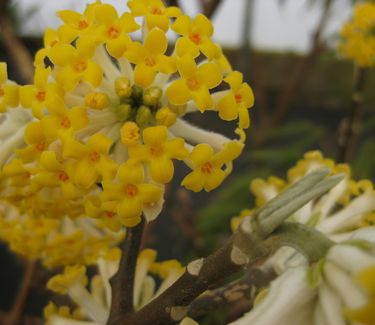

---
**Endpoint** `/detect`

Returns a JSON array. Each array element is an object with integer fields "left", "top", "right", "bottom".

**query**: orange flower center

[
  {"left": 107, "top": 25, "right": 120, "bottom": 39},
  {"left": 89, "top": 151, "right": 100, "bottom": 162},
  {"left": 0, "top": 87, "right": 4, "bottom": 97},
  {"left": 150, "top": 7, "right": 163, "bottom": 15},
  {"left": 73, "top": 59, "right": 87, "bottom": 72},
  {"left": 105, "top": 211, "right": 115, "bottom": 218},
  {"left": 60, "top": 116, "right": 71, "bottom": 129},
  {"left": 150, "top": 145, "right": 163, "bottom": 157},
  {"left": 235, "top": 94, "right": 242, "bottom": 103},
  {"left": 78, "top": 19, "right": 89, "bottom": 30},
  {"left": 35, "top": 91, "right": 46, "bottom": 102},
  {"left": 189, "top": 33, "right": 202, "bottom": 44},
  {"left": 201, "top": 162, "right": 213, "bottom": 174},
  {"left": 145, "top": 56, "right": 156, "bottom": 67},
  {"left": 186, "top": 77, "right": 200, "bottom": 90},
  {"left": 35, "top": 142, "right": 46, "bottom": 152},
  {"left": 58, "top": 171, "right": 69, "bottom": 182},
  {"left": 124, "top": 184, "right": 138, "bottom": 197}
]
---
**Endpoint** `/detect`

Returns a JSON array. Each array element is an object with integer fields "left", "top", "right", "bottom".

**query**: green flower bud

[
  {"left": 136, "top": 105, "right": 152, "bottom": 127},
  {"left": 143, "top": 87, "right": 162, "bottom": 107},
  {"left": 115, "top": 77, "right": 132, "bottom": 99}
]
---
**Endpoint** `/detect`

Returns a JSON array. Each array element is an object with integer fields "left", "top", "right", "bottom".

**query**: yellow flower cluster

[
  {"left": 0, "top": 201, "right": 123, "bottom": 268},
  {"left": 45, "top": 248, "right": 185, "bottom": 324},
  {"left": 338, "top": 2, "right": 375, "bottom": 67},
  {"left": 0, "top": 0, "right": 253, "bottom": 229},
  {"left": 232, "top": 151, "right": 375, "bottom": 238}
]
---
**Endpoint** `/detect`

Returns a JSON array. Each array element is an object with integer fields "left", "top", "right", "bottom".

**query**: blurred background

[{"left": 0, "top": 0, "right": 374, "bottom": 324}]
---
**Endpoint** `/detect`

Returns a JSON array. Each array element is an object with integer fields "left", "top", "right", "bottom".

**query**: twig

[
  {"left": 0, "top": 0, "right": 34, "bottom": 83},
  {"left": 117, "top": 240, "right": 245, "bottom": 325},
  {"left": 107, "top": 218, "right": 145, "bottom": 324},
  {"left": 187, "top": 267, "right": 276, "bottom": 320},
  {"left": 267, "top": 0, "right": 332, "bottom": 128},
  {"left": 110, "top": 170, "right": 339, "bottom": 325},
  {"left": 337, "top": 67, "right": 368, "bottom": 163},
  {"left": 3, "top": 260, "right": 36, "bottom": 325},
  {"left": 200, "top": 0, "right": 222, "bottom": 18}
]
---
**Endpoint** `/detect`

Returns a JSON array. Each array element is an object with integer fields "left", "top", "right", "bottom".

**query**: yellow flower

[
  {"left": 47, "top": 265, "right": 88, "bottom": 294},
  {"left": 19, "top": 67, "right": 60, "bottom": 118},
  {"left": 182, "top": 141, "right": 243, "bottom": 192},
  {"left": 85, "top": 195, "right": 122, "bottom": 232},
  {"left": 94, "top": 3, "right": 139, "bottom": 58},
  {"left": 338, "top": 2, "right": 375, "bottom": 67},
  {"left": 166, "top": 54, "right": 222, "bottom": 111},
  {"left": 218, "top": 71, "right": 254, "bottom": 128},
  {"left": 128, "top": 125, "right": 188, "bottom": 183},
  {"left": 32, "top": 151, "right": 79, "bottom": 199},
  {"left": 57, "top": 2, "right": 100, "bottom": 39},
  {"left": 48, "top": 39, "right": 102, "bottom": 90},
  {"left": 43, "top": 94, "right": 88, "bottom": 137},
  {"left": 0, "top": 62, "right": 19, "bottom": 112},
  {"left": 16, "top": 120, "right": 56, "bottom": 162},
  {"left": 172, "top": 14, "right": 220, "bottom": 59},
  {"left": 62, "top": 133, "right": 117, "bottom": 188},
  {"left": 102, "top": 162, "right": 163, "bottom": 226},
  {"left": 128, "top": 0, "right": 181, "bottom": 31},
  {"left": 126, "top": 28, "right": 176, "bottom": 87}
]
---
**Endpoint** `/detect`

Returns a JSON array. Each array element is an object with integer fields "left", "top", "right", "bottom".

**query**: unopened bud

[
  {"left": 121, "top": 121, "right": 140, "bottom": 146},
  {"left": 116, "top": 104, "right": 132, "bottom": 122},
  {"left": 115, "top": 77, "right": 132, "bottom": 99},
  {"left": 136, "top": 105, "right": 152, "bottom": 127},
  {"left": 156, "top": 107, "right": 177, "bottom": 126},
  {"left": 143, "top": 87, "right": 162, "bottom": 107}
]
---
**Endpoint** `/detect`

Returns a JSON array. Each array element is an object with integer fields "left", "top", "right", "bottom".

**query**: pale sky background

[{"left": 13, "top": 0, "right": 353, "bottom": 53}]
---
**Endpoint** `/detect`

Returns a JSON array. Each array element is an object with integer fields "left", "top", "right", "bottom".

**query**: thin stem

[
  {"left": 337, "top": 67, "right": 368, "bottom": 163},
  {"left": 107, "top": 219, "right": 145, "bottom": 324},
  {"left": 3, "top": 260, "right": 36, "bottom": 325}
]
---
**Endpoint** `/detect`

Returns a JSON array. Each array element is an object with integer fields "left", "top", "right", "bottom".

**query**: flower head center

[
  {"left": 36, "top": 91, "right": 46, "bottom": 102},
  {"left": 88, "top": 151, "right": 100, "bottom": 162},
  {"left": 105, "top": 211, "right": 115, "bottom": 218},
  {"left": 186, "top": 77, "right": 200, "bottom": 90},
  {"left": 235, "top": 94, "right": 242, "bottom": 103},
  {"left": 107, "top": 25, "right": 121, "bottom": 39},
  {"left": 78, "top": 19, "right": 89, "bottom": 30},
  {"left": 35, "top": 142, "right": 46, "bottom": 152},
  {"left": 201, "top": 162, "right": 213, "bottom": 174},
  {"left": 150, "top": 7, "right": 163, "bottom": 15},
  {"left": 58, "top": 171, "right": 69, "bottom": 182},
  {"left": 60, "top": 116, "right": 71, "bottom": 128},
  {"left": 150, "top": 144, "right": 164, "bottom": 157},
  {"left": 73, "top": 60, "right": 87, "bottom": 72},
  {"left": 190, "top": 33, "right": 202, "bottom": 44},
  {"left": 145, "top": 56, "right": 156, "bottom": 67},
  {"left": 124, "top": 184, "right": 138, "bottom": 197}
]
